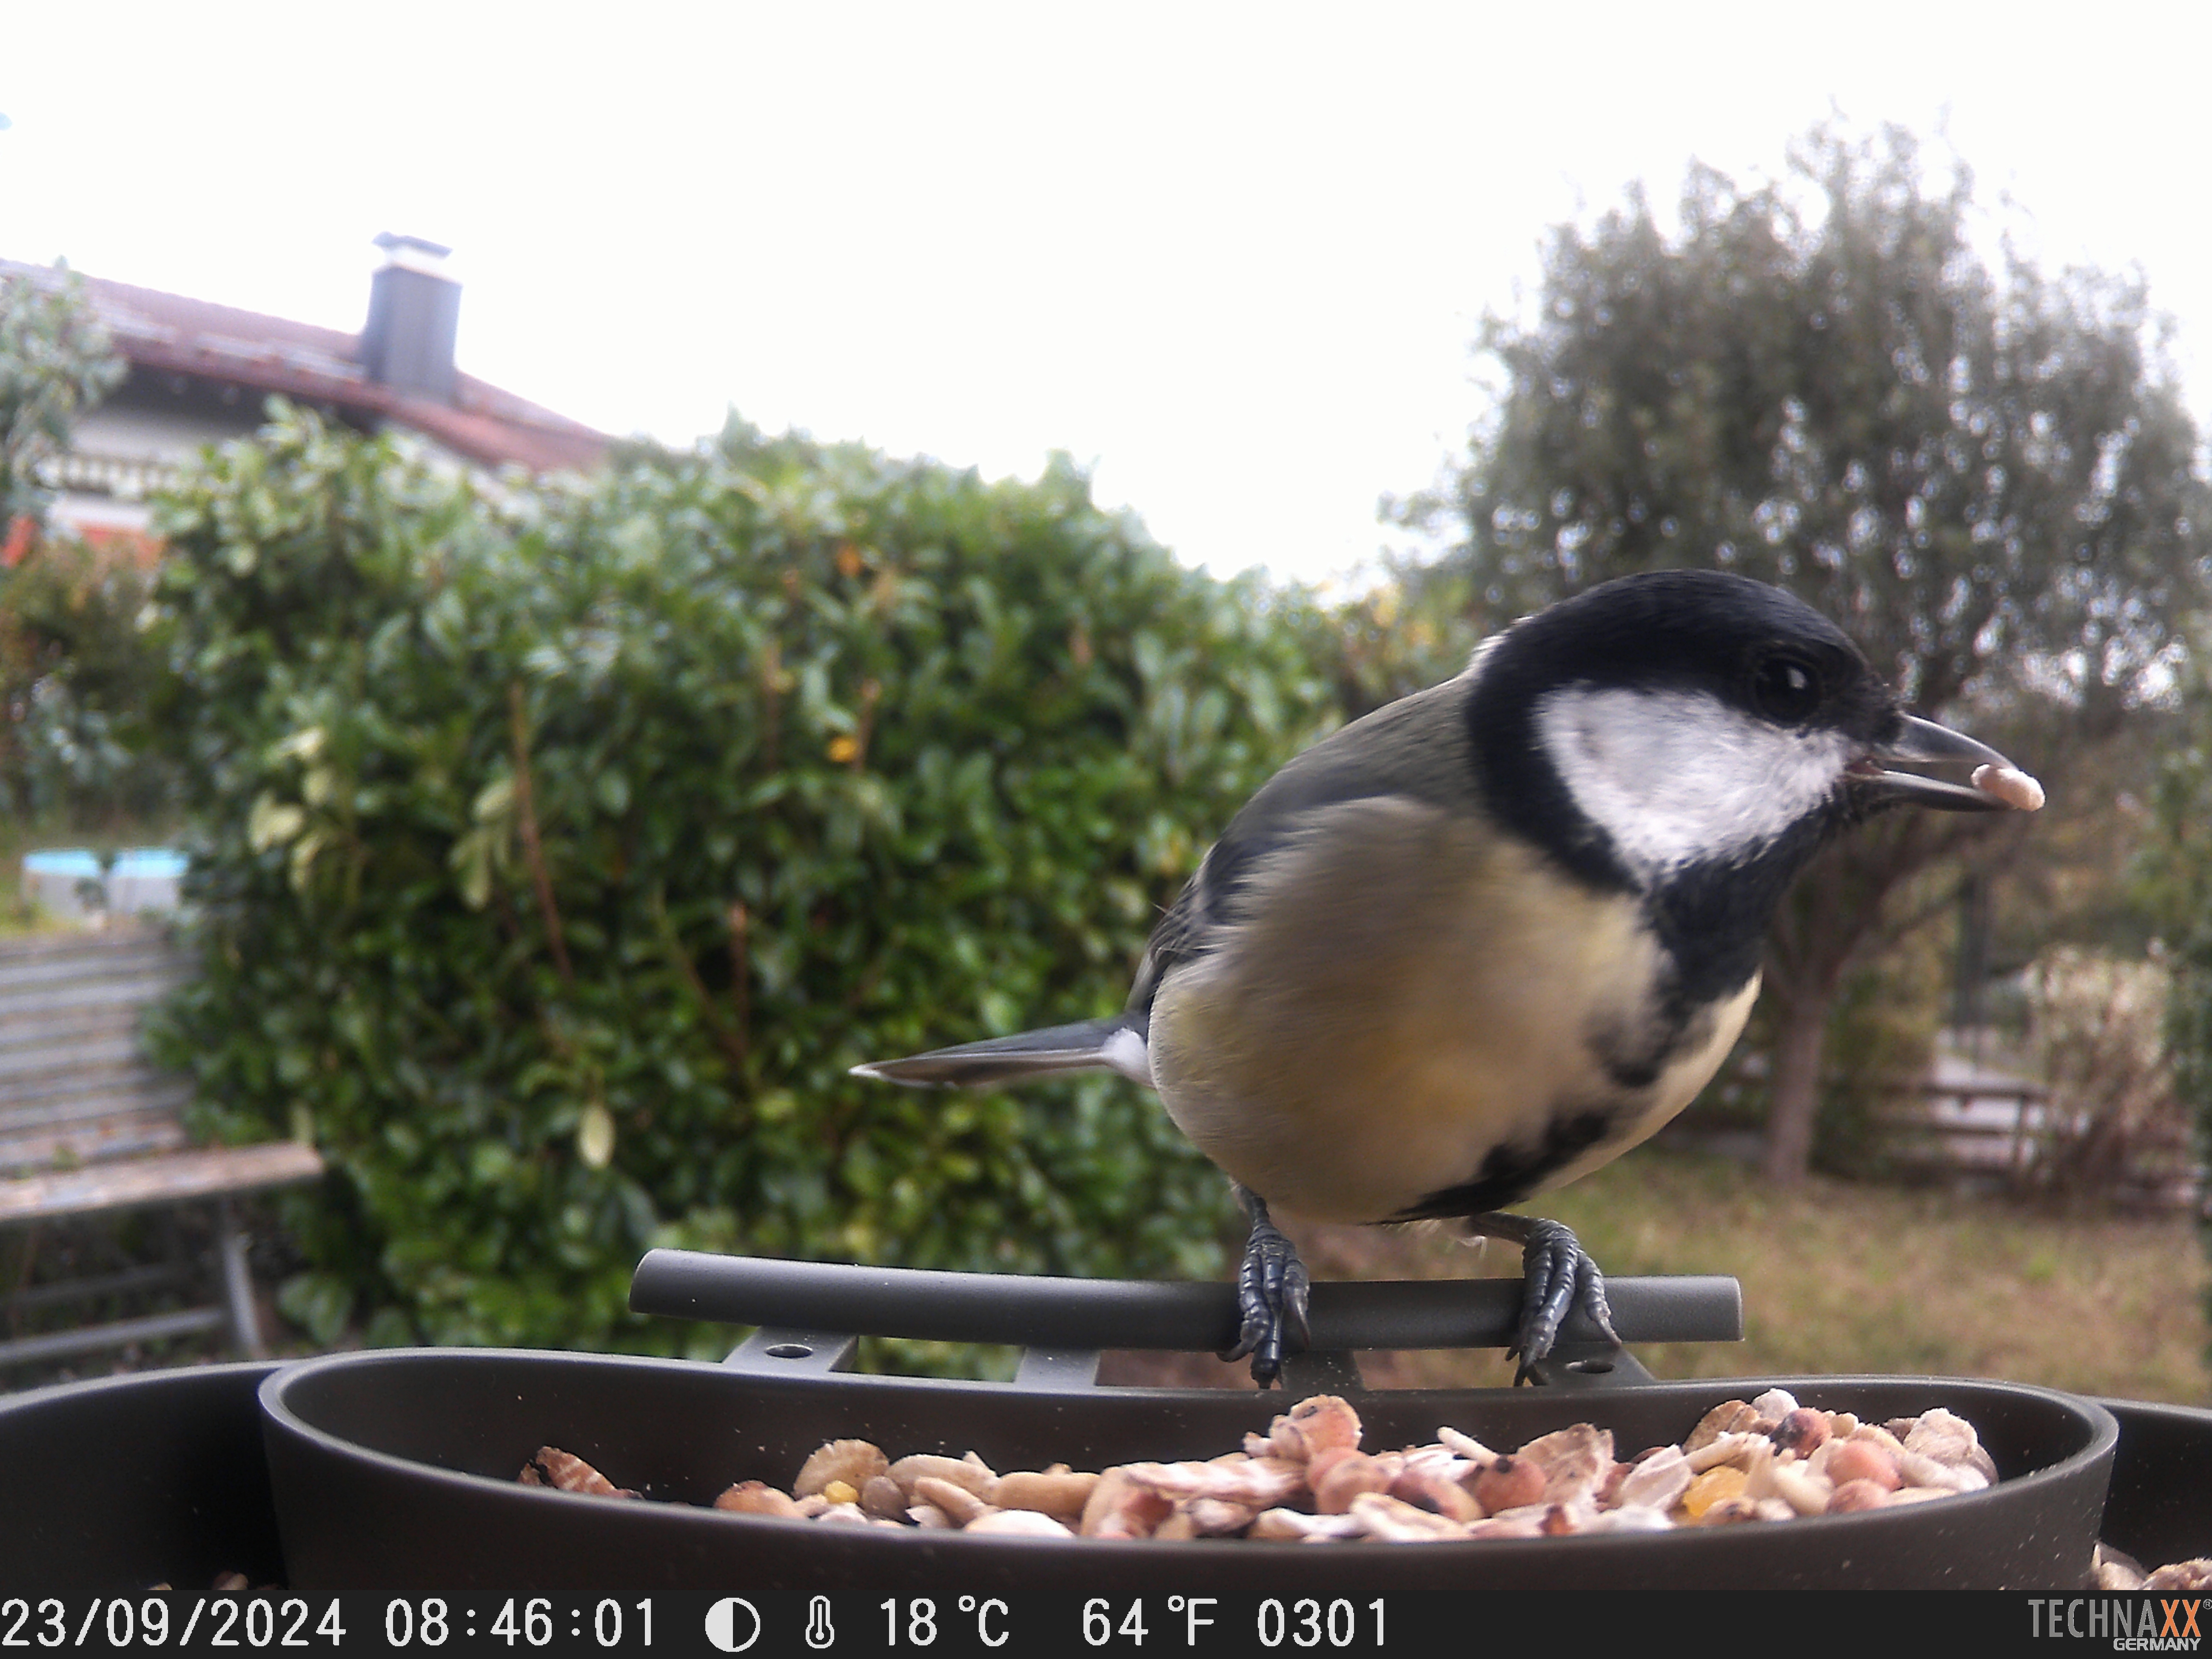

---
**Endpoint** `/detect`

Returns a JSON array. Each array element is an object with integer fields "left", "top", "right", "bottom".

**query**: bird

[{"left": 853, "top": 569, "right": 2041, "bottom": 1386}]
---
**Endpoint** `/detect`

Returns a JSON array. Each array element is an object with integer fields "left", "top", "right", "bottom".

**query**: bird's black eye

[{"left": 1749, "top": 651, "right": 1825, "bottom": 724}]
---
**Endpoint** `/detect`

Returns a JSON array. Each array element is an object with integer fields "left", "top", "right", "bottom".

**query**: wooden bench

[
  {"left": 0, "top": 925, "right": 323, "bottom": 1368},
  {"left": 1872, "top": 1076, "right": 2205, "bottom": 1211}
]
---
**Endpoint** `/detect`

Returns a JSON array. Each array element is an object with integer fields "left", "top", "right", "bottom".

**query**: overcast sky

[{"left": 4, "top": 3, "right": 2207, "bottom": 588}]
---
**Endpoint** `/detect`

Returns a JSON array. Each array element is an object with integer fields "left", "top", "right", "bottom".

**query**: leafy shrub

[
  {"left": 2020, "top": 947, "right": 2186, "bottom": 1206},
  {"left": 0, "top": 262, "right": 161, "bottom": 825},
  {"left": 143, "top": 407, "right": 1341, "bottom": 1355},
  {"left": 2146, "top": 733, "right": 2212, "bottom": 1273},
  {"left": 1, "top": 530, "right": 172, "bottom": 824}
]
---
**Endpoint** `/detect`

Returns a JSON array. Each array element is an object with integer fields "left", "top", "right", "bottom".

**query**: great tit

[{"left": 855, "top": 569, "right": 2041, "bottom": 1385}]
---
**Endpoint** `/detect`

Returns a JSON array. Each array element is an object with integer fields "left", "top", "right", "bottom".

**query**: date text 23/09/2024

[{"left": 3, "top": 1594, "right": 2152, "bottom": 1653}]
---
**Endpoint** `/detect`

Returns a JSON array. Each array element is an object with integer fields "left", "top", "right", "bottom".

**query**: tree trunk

[{"left": 1760, "top": 982, "right": 1837, "bottom": 1186}]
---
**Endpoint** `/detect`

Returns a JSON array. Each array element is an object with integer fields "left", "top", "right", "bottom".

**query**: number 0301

[{"left": 1257, "top": 1597, "right": 1385, "bottom": 1648}]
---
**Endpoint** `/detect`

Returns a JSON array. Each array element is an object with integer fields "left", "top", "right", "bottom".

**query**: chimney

[{"left": 360, "top": 233, "right": 461, "bottom": 402}]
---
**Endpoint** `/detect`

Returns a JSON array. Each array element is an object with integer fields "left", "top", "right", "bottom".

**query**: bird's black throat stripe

[
  {"left": 1394, "top": 1108, "right": 1617, "bottom": 1220},
  {"left": 1395, "top": 776, "right": 1838, "bottom": 1220},
  {"left": 1646, "top": 817, "right": 1831, "bottom": 1006}
]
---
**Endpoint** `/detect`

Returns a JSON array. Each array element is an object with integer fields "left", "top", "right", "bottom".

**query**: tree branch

[{"left": 507, "top": 681, "right": 574, "bottom": 988}]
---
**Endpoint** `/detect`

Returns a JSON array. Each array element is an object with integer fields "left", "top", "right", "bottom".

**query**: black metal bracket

[{"left": 630, "top": 1249, "right": 1741, "bottom": 1391}]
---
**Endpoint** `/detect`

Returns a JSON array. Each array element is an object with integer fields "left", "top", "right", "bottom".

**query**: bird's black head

[{"left": 1465, "top": 567, "right": 2018, "bottom": 917}]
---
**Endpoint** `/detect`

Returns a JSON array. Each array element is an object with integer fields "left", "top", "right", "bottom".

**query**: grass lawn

[{"left": 1114, "top": 1147, "right": 2210, "bottom": 1403}]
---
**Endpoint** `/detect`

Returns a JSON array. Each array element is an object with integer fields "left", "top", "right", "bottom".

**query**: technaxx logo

[{"left": 2030, "top": 1596, "right": 2205, "bottom": 1648}]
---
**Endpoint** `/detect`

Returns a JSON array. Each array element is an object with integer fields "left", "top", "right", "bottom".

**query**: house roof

[{"left": 5, "top": 260, "right": 613, "bottom": 474}]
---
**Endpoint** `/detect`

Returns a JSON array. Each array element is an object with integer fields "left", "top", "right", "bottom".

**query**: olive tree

[
  {"left": 1401, "top": 124, "right": 2211, "bottom": 1182},
  {"left": 0, "top": 261, "right": 122, "bottom": 531}
]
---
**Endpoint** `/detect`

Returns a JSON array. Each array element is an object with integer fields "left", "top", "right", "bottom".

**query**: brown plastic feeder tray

[{"left": 257, "top": 1251, "right": 2118, "bottom": 1592}]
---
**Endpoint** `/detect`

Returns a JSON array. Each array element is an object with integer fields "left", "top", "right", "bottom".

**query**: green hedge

[{"left": 144, "top": 407, "right": 1342, "bottom": 1355}]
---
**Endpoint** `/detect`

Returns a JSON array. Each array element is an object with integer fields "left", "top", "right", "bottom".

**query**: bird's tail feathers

[{"left": 851, "top": 1016, "right": 1152, "bottom": 1089}]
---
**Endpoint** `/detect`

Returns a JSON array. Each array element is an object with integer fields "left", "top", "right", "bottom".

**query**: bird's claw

[
  {"left": 1506, "top": 1217, "right": 1619, "bottom": 1386},
  {"left": 1222, "top": 1202, "right": 1310, "bottom": 1388}
]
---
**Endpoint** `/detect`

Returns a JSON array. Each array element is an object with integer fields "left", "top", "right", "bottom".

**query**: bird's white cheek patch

[{"left": 1536, "top": 686, "right": 1851, "bottom": 875}]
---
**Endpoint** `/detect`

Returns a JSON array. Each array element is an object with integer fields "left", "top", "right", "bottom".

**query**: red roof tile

[{"left": 6, "top": 261, "right": 613, "bottom": 474}]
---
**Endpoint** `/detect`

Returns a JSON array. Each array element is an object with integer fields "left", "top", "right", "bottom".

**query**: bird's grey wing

[
  {"left": 1124, "top": 865, "right": 1211, "bottom": 1020},
  {"left": 1126, "top": 673, "right": 1480, "bottom": 1020}
]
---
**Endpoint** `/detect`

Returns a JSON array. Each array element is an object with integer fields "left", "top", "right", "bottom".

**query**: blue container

[
  {"left": 22, "top": 849, "right": 103, "bottom": 880},
  {"left": 19, "top": 847, "right": 187, "bottom": 921}
]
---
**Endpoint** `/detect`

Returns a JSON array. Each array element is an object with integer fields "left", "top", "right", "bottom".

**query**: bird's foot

[
  {"left": 1471, "top": 1212, "right": 1620, "bottom": 1385},
  {"left": 1220, "top": 1190, "right": 1310, "bottom": 1388}
]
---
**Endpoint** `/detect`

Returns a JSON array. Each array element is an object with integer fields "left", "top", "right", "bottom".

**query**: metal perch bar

[{"left": 630, "top": 1249, "right": 1742, "bottom": 1357}]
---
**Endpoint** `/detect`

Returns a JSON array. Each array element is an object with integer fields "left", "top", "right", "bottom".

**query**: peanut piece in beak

[{"left": 1972, "top": 764, "right": 2044, "bottom": 811}]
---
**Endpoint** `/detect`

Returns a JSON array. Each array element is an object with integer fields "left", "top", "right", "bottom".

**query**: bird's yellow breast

[{"left": 1145, "top": 795, "right": 1756, "bottom": 1222}]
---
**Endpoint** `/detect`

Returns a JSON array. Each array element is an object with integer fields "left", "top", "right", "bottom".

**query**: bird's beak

[{"left": 1849, "top": 714, "right": 2022, "bottom": 813}]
